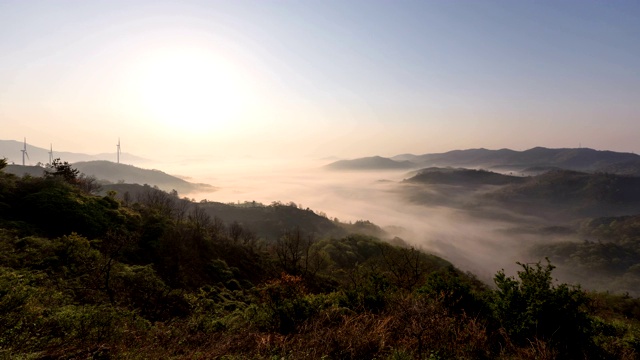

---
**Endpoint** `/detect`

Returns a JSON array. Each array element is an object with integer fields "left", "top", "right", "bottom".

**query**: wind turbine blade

[{"left": 25, "top": 151, "right": 29, "bottom": 160}]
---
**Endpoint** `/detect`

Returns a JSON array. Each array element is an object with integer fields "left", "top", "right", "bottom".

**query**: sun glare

[{"left": 135, "top": 48, "right": 253, "bottom": 132}]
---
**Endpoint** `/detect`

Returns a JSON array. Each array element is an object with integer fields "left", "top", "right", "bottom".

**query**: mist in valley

[
  {"left": 156, "top": 157, "right": 589, "bottom": 288},
  {"left": 5, "top": 140, "right": 638, "bottom": 294}
]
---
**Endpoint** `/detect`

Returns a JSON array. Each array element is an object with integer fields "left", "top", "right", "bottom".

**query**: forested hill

[
  {"left": 74, "top": 160, "right": 214, "bottom": 194},
  {"left": 101, "top": 183, "right": 348, "bottom": 241},
  {"left": 486, "top": 170, "right": 640, "bottom": 217},
  {"left": 405, "top": 167, "right": 524, "bottom": 186},
  {"left": 403, "top": 167, "right": 640, "bottom": 219},
  {"left": 2, "top": 159, "right": 640, "bottom": 358},
  {"left": 4, "top": 160, "right": 213, "bottom": 195},
  {"left": 532, "top": 214, "right": 640, "bottom": 295}
]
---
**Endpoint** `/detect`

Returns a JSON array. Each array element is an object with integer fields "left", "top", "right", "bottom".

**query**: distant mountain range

[
  {"left": 5, "top": 160, "right": 214, "bottom": 195},
  {"left": 326, "top": 147, "right": 640, "bottom": 175},
  {"left": 0, "top": 139, "right": 148, "bottom": 165}
]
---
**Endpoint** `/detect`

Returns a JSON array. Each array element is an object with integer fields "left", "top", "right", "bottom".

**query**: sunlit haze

[{"left": 2, "top": 1, "right": 639, "bottom": 160}]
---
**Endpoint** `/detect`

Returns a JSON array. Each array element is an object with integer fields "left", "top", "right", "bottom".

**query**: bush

[
  {"left": 418, "top": 265, "right": 490, "bottom": 317},
  {"left": 492, "top": 260, "right": 595, "bottom": 357}
]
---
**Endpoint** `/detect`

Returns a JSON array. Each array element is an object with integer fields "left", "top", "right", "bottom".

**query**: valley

[{"left": 3, "top": 145, "right": 640, "bottom": 358}]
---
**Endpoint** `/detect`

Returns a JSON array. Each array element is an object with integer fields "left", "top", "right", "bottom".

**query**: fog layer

[{"left": 153, "top": 158, "right": 580, "bottom": 284}]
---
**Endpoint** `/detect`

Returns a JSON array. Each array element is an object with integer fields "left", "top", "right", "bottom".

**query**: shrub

[{"left": 492, "top": 260, "right": 595, "bottom": 357}]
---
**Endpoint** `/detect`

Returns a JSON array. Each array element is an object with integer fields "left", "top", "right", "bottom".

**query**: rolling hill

[
  {"left": 405, "top": 167, "right": 524, "bottom": 187},
  {"left": 325, "top": 156, "right": 416, "bottom": 170},
  {"left": 484, "top": 170, "right": 640, "bottom": 217},
  {"left": 3, "top": 160, "right": 214, "bottom": 195},
  {"left": 101, "top": 183, "right": 348, "bottom": 240},
  {"left": 74, "top": 161, "right": 214, "bottom": 194},
  {"left": 401, "top": 166, "right": 640, "bottom": 221},
  {"left": 4, "top": 164, "right": 47, "bottom": 177}
]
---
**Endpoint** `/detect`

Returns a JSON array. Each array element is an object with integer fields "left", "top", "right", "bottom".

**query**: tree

[
  {"left": 379, "top": 245, "right": 430, "bottom": 291},
  {"left": 77, "top": 173, "right": 103, "bottom": 194},
  {"left": 229, "top": 221, "right": 244, "bottom": 243},
  {"left": 45, "top": 158, "right": 80, "bottom": 183},
  {"left": 493, "top": 259, "right": 594, "bottom": 357},
  {"left": 274, "top": 227, "right": 314, "bottom": 275}
]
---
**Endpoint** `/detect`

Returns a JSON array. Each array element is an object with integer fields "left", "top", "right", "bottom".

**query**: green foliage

[
  {"left": 8, "top": 177, "right": 136, "bottom": 239},
  {"left": 340, "top": 271, "right": 391, "bottom": 312},
  {"left": 493, "top": 260, "right": 595, "bottom": 357},
  {"left": 3, "top": 168, "right": 640, "bottom": 358},
  {"left": 419, "top": 265, "right": 490, "bottom": 317},
  {"left": 0, "top": 267, "right": 59, "bottom": 352},
  {"left": 45, "top": 158, "right": 80, "bottom": 184},
  {"left": 250, "top": 273, "right": 324, "bottom": 334},
  {"left": 113, "top": 264, "right": 190, "bottom": 321}
]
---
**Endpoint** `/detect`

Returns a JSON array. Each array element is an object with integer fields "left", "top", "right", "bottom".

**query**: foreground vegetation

[{"left": 1, "top": 159, "right": 640, "bottom": 359}]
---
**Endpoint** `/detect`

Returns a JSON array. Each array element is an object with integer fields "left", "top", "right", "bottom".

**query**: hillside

[
  {"left": 492, "top": 170, "right": 640, "bottom": 210},
  {"left": 102, "top": 183, "right": 346, "bottom": 241},
  {"left": 452, "top": 170, "right": 640, "bottom": 224},
  {"left": 4, "top": 164, "right": 46, "bottom": 177},
  {"left": 400, "top": 166, "right": 640, "bottom": 223},
  {"left": 74, "top": 160, "right": 214, "bottom": 194},
  {"left": 397, "top": 165, "right": 640, "bottom": 298},
  {"left": 597, "top": 159, "right": 640, "bottom": 177},
  {"left": 406, "top": 167, "right": 524, "bottom": 187},
  {"left": 530, "top": 214, "right": 640, "bottom": 295},
  {"left": 200, "top": 201, "right": 346, "bottom": 240},
  {"left": 1, "top": 160, "right": 638, "bottom": 358},
  {"left": 325, "top": 156, "right": 416, "bottom": 170}
]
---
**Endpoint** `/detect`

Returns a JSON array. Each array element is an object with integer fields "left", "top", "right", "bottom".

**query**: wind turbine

[
  {"left": 116, "top": 138, "right": 121, "bottom": 164},
  {"left": 48, "top": 143, "right": 54, "bottom": 164},
  {"left": 21, "top": 138, "right": 29, "bottom": 166}
]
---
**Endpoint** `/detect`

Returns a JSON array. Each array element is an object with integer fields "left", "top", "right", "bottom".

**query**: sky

[{"left": 1, "top": 0, "right": 639, "bottom": 161}]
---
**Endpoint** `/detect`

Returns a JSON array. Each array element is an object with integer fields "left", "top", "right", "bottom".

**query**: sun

[{"left": 134, "top": 48, "right": 253, "bottom": 132}]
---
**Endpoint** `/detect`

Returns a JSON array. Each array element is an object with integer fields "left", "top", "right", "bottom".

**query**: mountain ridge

[
  {"left": 0, "top": 139, "right": 149, "bottom": 165},
  {"left": 330, "top": 147, "right": 640, "bottom": 174}
]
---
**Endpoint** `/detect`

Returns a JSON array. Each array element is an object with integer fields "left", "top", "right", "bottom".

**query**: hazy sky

[{"left": 1, "top": 0, "right": 639, "bottom": 161}]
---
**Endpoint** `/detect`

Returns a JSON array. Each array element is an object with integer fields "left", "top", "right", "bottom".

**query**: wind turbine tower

[
  {"left": 48, "top": 144, "right": 54, "bottom": 164},
  {"left": 117, "top": 138, "right": 121, "bottom": 164},
  {"left": 21, "top": 138, "right": 29, "bottom": 166}
]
